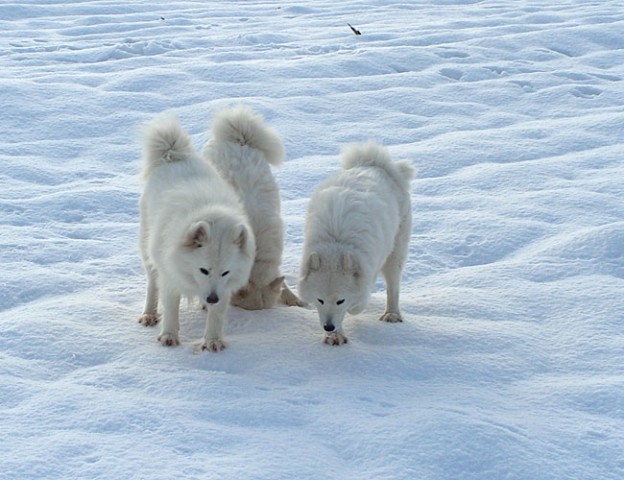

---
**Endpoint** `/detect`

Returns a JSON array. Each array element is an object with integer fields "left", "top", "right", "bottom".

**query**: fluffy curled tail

[
  {"left": 211, "top": 106, "right": 284, "bottom": 166},
  {"left": 341, "top": 141, "right": 415, "bottom": 191},
  {"left": 141, "top": 116, "right": 195, "bottom": 179}
]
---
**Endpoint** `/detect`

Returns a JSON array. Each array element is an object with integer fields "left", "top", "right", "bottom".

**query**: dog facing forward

[
  {"left": 203, "top": 106, "right": 303, "bottom": 310},
  {"left": 138, "top": 115, "right": 255, "bottom": 352},
  {"left": 298, "top": 141, "right": 414, "bottom": 345}
]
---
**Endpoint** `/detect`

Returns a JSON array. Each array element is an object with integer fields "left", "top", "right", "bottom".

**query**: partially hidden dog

[
  {"left": 298, "top": 141, "right": 414, "bottom": 345},
  {"left": 202, "top": 106, "right": 304, "bottom": 310},
  {"left": 138, "top": 115, "right": 255, "bottom": 352}
]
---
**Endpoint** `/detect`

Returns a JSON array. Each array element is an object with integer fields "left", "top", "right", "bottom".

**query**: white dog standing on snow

[
  {"left": 202, "top": 106, "right": 303, "bottom": 310},
  {"left": 298, "top": 141, "right": 414, "bottom": 345},
  {"left": 138, "top": 115, "right": 255, "bottom": 352}
]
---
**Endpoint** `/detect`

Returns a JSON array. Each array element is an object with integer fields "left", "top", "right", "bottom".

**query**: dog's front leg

[
  {"left": 201, "top": 298, "right": 229, "bottom": 352},
  {"left": 158, "top": 289, "right": 180, "bottom": 346}
]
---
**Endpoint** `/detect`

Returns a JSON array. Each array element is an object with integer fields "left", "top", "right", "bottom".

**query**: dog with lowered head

[{"left": 298, "top": 141, "right": 414, "bottom": 345}]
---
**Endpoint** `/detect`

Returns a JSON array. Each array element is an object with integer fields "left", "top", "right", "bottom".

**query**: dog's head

[
  {"left": 298, "top": 250, "right": 366, "bottom": 335},
  {"left": 231, "top": 276, "right": 284, "bottom": 310},
  {"left": 177, "top": 217, "right": 255, "bottom": 307}
]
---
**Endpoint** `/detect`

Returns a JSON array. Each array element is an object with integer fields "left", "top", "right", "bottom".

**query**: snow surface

[{"left": 1, "top": 1, "right": 624, "bottom": 479}]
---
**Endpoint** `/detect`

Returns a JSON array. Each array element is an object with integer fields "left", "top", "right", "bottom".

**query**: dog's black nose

[
  {"left": 323, "top": 323, "right": 335, "bottom": 332},
  {"left": 206, "top": 293, "right": 219, "bottom": 304}
]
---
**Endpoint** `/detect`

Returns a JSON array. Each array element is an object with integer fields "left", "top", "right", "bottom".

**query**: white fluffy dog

[
  {"left": 138, "top": 115, "right": 255, "bottom": 352},
  {"left": 202, "top": 106, "right": 303, "bottom": 310},
  {"left": 298, "top": 141, "right": 414, "bottom": 345}
]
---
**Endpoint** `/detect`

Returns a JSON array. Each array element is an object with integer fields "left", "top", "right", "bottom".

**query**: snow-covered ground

[{"left": 1, "top": 1, "right": 623, "bottom": 478}]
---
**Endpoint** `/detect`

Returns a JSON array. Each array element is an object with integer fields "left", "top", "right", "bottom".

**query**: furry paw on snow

[
  {"left": 380, "top": 312, "right": 403, "bottom": 323},
  {"left": 201, "top": 339, "right": 227, "bottom": 352},
  {"left": 324, "top": 333, "right": 349, "bottom": 346},
  {"left": 138, "top": 313, "right": 160, "bottom": 326},
  {"left": 158, "top": 333, "right": 179, "bottom": 346},
  {"left": 280, "top": 284, "right": 306, "bottom": 307}
]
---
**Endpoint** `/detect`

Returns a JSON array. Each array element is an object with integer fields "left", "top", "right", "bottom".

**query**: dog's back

[{"left": 141, "top": 116, "right": 222, "bottom": 221}]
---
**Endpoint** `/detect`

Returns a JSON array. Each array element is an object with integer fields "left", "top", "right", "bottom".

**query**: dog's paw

[
  {"left": 158, "top": 333, "right": 180, "bottom": 346},
  {"left": 323, "top": 333, "right": 349, "bottom": 346},
  {"left": 139, "top": 313, "right": 160, "bottom": 327},
  {"left": 280, "top": 287, "right": 307, "bottom": 307},
  {"left": 380, "top": 312, "right": 403, "bottom": 323},
  {"left": 201, "top": 339, "right": 227, "bottom": 353}
]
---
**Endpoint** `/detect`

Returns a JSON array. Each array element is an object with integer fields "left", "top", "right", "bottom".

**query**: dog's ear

[
  {"left": 269, "top": 276, "right": 285, "bottom": 293},
  {"left": 340, "top": 252, "right": 361, "bottom": 278},
  {"left": 184, "top": 221, "right": 210, "bottom": 248},
  {"left": 340, "top": 252, "right": 353, "bottom": 271},
  {"left": 301, "top": 253, "right": 321, "bottom": 280},
  {"left": 233, "top": 224, "right": 252, "bottom": 254},
  {"left": 307, "top": 252, "right": 321, "bottom": 272}
]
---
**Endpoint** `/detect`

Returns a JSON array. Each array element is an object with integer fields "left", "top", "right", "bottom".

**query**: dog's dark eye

[
  {"left": 317, "top": 298, "right": 324, "bottom": 305},
  {"left": 336, "top": 299, "right": 345, "bottom": 305},
  {"left": 221, "top": 271, "right": 230, "bottom": 277},
  {"left": 200, "top": 268, "right": 209, "bottom": 276}
]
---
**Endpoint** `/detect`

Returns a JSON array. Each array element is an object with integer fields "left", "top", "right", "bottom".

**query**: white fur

[
  {"left": 138, "top": 115, "right": 255, "bottom": 352},
  {"left": 298, "top": 141, "right": 414, "bottom": 345},
  {"left": 203, "top": 105, "right": 303, "bottom": 310}
]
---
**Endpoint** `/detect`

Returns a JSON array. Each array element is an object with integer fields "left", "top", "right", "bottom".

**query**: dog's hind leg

[
  {"left": 380, "top": 259, "right": 403, "bottom": 323},
  {"left": 202, "top": 299, "right": 229, "bottom": 352},
  {"left": 158, "top": 289, "right": 180, "bottom": 346},
  {"left": 139, "top": 266, "right": 160, "bottom": 326},
  {"left": 380, "top": 215, "right": 411, "bottom": 323}
]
